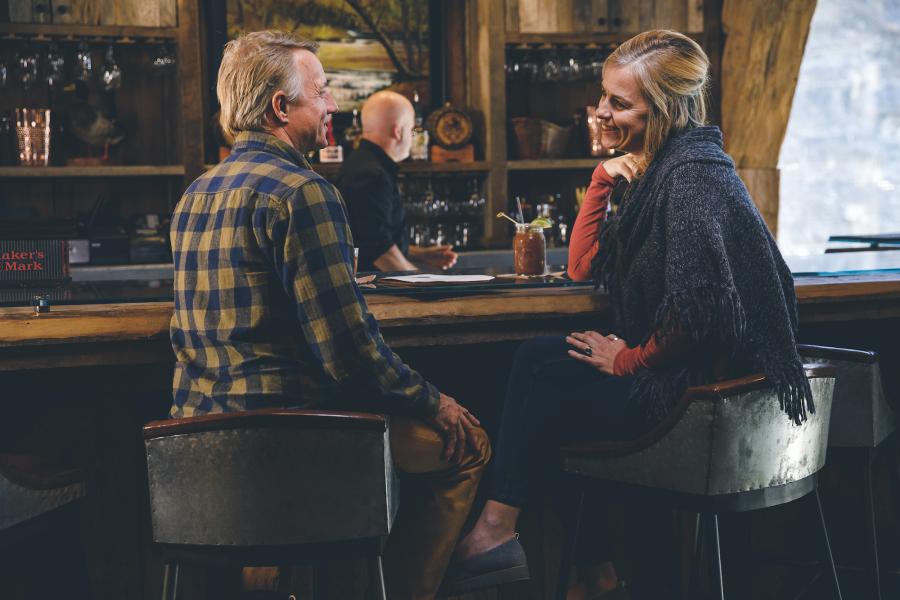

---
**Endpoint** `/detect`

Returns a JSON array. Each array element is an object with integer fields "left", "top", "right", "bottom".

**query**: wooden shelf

[
  {"left": 505, "top": 32, "right": 703, "bottom": 46},
  {"left": 507, "top": 159, "right": 599, "bottom": 171},
  {"left": 205, "top": 161, "right": 492, "bottom": 176},
  {"left": 0, "top": 165, "right": 185, "bottom": 178},
  {"left": 0, "top": 23, "right": 178, "bottom": 40}
]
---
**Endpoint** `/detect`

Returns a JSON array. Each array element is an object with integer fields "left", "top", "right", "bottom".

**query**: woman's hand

[
  {"left": 600, "top": 154, "right": 640, "bottom": 182},
  {"left": 566, "top": 330, "right": 627, "bottom": 375}
]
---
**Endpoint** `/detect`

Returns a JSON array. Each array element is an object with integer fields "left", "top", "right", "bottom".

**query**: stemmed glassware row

[{"left": 0, "top": 39, "right": 176, "bottom": 91}]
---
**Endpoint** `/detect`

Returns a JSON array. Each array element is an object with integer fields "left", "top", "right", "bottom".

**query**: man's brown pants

[{"left": 384, "top": 416, "right": 491, "bottom": 600}]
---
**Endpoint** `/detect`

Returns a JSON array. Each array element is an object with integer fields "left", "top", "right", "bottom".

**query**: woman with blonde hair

[{"left": 441, "top": 30, "right": 812, "bottom": 599}]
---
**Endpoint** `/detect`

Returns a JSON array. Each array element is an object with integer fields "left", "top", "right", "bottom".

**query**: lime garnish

[{"left": 529, "top": 217, "right": 553, "bottom": 229}]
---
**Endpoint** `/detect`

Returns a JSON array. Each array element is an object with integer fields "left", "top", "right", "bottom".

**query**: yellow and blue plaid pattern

[{"left": 170, "top": 131, "right": 438, "bottom": 418}]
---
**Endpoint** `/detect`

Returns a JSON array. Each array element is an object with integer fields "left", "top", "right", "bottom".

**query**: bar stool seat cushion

[{"left": 0, "top": 453, "right": 86, "bottom": 532}]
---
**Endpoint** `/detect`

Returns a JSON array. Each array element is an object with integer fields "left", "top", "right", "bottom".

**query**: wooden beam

[
  {"left": 467, "top": 0, "right": 508, "bottom": 246},
  {"left": 177, "top": 0, "right": 207, "bottom": 187},
  {"left": 721, "top": 0, "right": 817, "bottom": 168}
]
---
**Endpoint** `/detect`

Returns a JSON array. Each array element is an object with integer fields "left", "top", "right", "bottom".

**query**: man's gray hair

[{"left": 217, "top": 30, "right": 319, "bottom": 139}]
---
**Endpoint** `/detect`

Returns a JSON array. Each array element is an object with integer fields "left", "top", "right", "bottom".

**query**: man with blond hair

[
  {"left": 169, "top": 30, "right": 490, "bottom": 600},
  {"left": 337, "top": 90, "right": 457, "bottom": 272}
]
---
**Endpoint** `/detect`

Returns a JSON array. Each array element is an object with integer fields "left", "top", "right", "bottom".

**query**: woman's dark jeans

[{"left": 487, "top": 335, "right": 653, "bottom": 564}]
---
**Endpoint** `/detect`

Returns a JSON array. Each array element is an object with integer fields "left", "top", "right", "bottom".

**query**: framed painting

[{"left": 208, "top": 0, "right": 440, "bottom": 113}]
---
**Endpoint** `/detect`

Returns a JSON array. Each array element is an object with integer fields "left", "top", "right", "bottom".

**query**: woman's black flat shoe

[
  {"left": 438, "top": 538, "right": 530, "bottom": 596},
  {"left": 592, "top": 580, "right": 630, "bottom": 600}
]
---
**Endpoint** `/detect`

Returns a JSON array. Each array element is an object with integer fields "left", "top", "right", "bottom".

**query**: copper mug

[{"left": 15, "top": 108, "right": 51, "bottom": 166}]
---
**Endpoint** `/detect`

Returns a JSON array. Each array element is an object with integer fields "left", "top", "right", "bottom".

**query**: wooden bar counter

[{"left": 2, "top": 272, "right": 900, "bottom": 372}]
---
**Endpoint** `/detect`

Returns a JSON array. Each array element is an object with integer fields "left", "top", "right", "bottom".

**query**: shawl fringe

[
  {"left": 652, "top": 285, "right": 747, "bottom": 348},
  {"left": 754, "top": 344, "right": 816, "bottom": 425}
]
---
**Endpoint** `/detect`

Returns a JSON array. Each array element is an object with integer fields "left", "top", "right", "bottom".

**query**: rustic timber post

[
  {"left": 178, "top": 0, "right": 207, "bottom": 189},
  {"left": 721, "top": 0, "right": 817, "bottom": 236},
  {"left": 467, "top": 0, "right": 508, "bottom": 246}
]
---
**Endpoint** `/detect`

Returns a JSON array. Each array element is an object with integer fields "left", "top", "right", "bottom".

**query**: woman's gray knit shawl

[{"left": 593, "top": 126, "right": 814, "bottom": 424}]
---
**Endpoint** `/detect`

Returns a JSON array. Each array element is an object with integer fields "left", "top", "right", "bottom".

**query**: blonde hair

[
  {"left": 217, "top": 30, "right": 319, "bottom": 139},
  {"left": 605, "top": 30, "right": 709, "bottom": 170}
]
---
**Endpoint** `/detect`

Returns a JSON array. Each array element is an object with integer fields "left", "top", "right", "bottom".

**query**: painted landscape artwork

[{"left": 227, "top": 0, "right": 430, "bottom": 111}]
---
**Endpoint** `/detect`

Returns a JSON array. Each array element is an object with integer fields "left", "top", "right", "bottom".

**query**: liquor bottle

[
  {"left": 410, "top": 91, "right": 429, "bottom": 162},
  {"left": 342, "top": 108, "right": 362, "bottom": 156},
  {"left": 318, "top": 120, "right": 343, "bottom": 163}
]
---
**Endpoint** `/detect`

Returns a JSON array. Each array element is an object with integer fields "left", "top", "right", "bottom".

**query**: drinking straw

[
  {"left": 515, "top": 196, "right": 525, "bottom": 223},
  {"left": 496, "top": 212, "right": 520, "bottom": 226}
]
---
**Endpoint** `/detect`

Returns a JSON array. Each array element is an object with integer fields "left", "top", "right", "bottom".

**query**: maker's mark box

[{"left": 0, "top": 240, "right": 69, "bottom": 286}]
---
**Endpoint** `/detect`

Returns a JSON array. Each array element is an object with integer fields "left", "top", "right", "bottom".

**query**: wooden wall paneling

[
  {"left": 556, "top": 0, "right": 575, "bottom": 33},
  {"left": 608, "top": 0, "right": 640, "bottom": 33},
  {"left": 99, "top": 0, "right": 116, "bottom": 24},
  {"left": 30, "top": 0, "right": 48, "bottom": 23},
  {"left": 8, "top": 0, "right": 33, "bottom": 23},
  {"left": 721, "top": 0, "right": 815, "bottom": 232},
  {"left": 687, "top": 0, "right": 704, "bottom": 32},
  {"left": 571, "top": 0, "right": 592, "bottom": 33},
  {"left": 658, "top": 0, "right": 684, "bottom": 32},
  {"left": 637, "top": 0, "right": 654, "bottom": 31},
  {"left": 591, "top": 0, "right": 610, "bottom": 32},
  {"left": 159, "top": 0, "right": 177, "bottom": 27},
  {"left": 118, "top": 0, "right": 159, "bottom": 26},
  {"left": 50, "top": 0, "right": 102, "bottom": 25},
  {"left": 517, "top": 0, "right": 558, "bottom": 33},
  {"left": 468, "top": 0, "right": 507, "bottom": 245},
  {"left": 177, "top": 0, "right": 206, "bottom": 186}
]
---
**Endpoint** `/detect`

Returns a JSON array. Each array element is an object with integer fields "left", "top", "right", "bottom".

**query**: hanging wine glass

[
  {"left": 101, "top": 45, "right": 123, "bottom": 90},
  {"left": 44, "top": 42, "right": 65, "bottom": 88},
  {"left": 17, "top": 50, "right": 39, "bottom": 90},
  {"left": 75, "top": 40, "right": 93, "bottom": 82}
]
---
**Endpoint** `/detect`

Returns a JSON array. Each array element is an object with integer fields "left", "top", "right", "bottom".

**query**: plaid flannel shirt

[{"left": 169, "top": 131, "right": 439, "bottom": 418}]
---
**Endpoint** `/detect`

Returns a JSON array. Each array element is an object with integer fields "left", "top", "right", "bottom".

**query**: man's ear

[
  {"left": 271, "top": 92, "right": 289, "bottom": 124},
  {"left": 392, "top": 122, "right": 404, "bottom": 142}
]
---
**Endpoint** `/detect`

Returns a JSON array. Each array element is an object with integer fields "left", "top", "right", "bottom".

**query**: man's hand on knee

[{"left": 426, "top": 393, "right": 482, "bottom": 464}]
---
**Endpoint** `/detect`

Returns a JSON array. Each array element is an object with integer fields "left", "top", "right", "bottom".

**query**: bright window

[{"left": 778, "top": 0, "right": 900, "bottom": 257}]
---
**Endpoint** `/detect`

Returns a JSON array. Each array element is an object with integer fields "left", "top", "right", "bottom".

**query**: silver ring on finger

[{"left": 584, "top": 345, "right": 593, "bottom": 357}]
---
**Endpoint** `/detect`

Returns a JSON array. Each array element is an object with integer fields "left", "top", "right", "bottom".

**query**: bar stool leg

[
  {"left": 813, "top": 488, "right": 843, "bottom": 600},
  {"left": 864, "top": 448, "right": 883, "bottom": 600},
  {"left": 709, "top": 513, "right": 725, "bottom": 600},
  {"left": 161, "top": 563, "right": 171, "bottom": 600},
  {"left": 370, "top": 555, "right": 387, "bottom": 600},
  {"left": 556, "top": 489, "right": 584, "bottom": 600},
  {"left": 160, "top": 562, "right": 181, "bottom": 600}
]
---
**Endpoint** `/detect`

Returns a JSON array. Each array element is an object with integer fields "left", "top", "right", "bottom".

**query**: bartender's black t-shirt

[{"left": 336, "top": 139, "right": 409, "bottom": 272}]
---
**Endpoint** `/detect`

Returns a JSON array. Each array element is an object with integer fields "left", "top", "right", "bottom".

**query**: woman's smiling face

[{"left": 597, "top": 64, "right": 649, "bottom": 155}]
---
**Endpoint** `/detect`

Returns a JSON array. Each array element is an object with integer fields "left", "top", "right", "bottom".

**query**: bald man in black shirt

[{"left": 337, "top": 90, "right": 457, "bottom": 272}]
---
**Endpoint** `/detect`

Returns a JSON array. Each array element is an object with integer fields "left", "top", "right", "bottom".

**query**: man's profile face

[
  {"left": 282, "top": 50, "right": 339, "bottom": 152},
  {"left": 395, "top": 107, "right": 415, "bottom": 161}
]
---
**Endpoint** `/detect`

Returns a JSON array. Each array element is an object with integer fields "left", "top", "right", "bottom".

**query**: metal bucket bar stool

[
  {"left": 556, "top": 365, "right": 840, "bottom": 600},
  {"left": 798, "top": 344, "right": 897, "bottom": 600},
  {"left": 143, "top": 408, "right": 398, "bottom": 600}
]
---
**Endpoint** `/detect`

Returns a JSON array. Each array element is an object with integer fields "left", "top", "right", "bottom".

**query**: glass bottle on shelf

[
  {"left": 342, "top": 108, "right": 362, "bottom": 156},
  {"left": 410, "top": 91, "right": 429, "bottom": 162}
]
